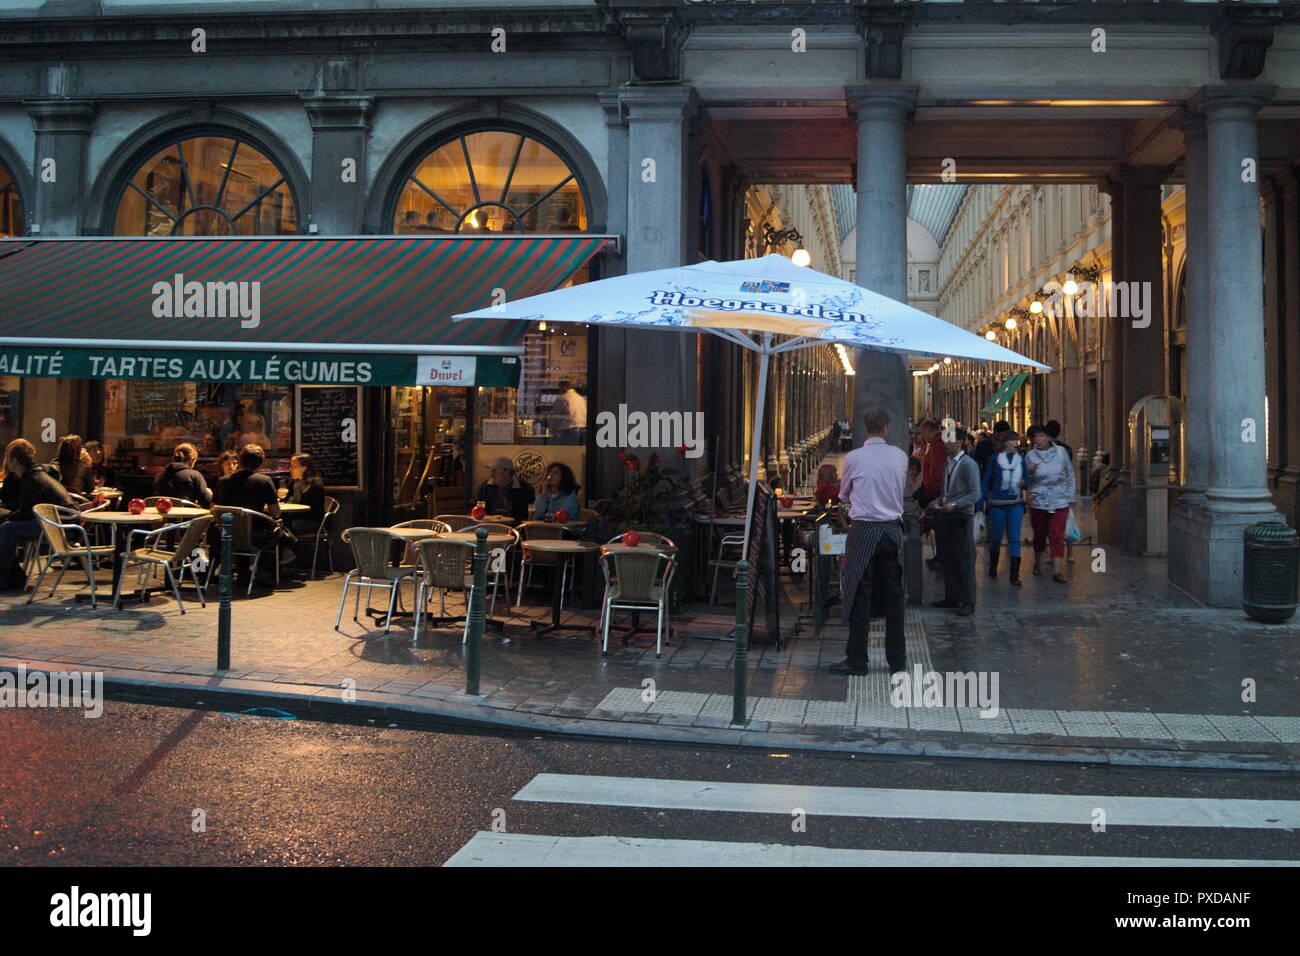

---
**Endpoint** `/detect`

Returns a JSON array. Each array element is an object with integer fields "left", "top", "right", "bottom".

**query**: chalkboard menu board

[
  {"left": 744, "top": 481, "right": 782, "bottom": 647},
  {"left": 127, "top": 381, "right": 190, "bottom": 435},
  {"left": 295, "top": 385, "right": 362, "bottom": 489}
]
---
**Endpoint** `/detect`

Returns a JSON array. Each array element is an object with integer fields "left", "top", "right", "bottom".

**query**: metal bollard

[
  {"left": 217, "top": 512, "right": 233, "bottom": 670},
  {"left": 733, "top": 559, "right": 749, "bottom": 726},
  {"left": 465, "top": 526, "right": 488, "bottom": 694}
]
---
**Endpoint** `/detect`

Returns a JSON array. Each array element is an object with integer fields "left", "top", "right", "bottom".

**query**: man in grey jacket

[{"left": 929, "top": 426, "right": 981, "bottom": 616}]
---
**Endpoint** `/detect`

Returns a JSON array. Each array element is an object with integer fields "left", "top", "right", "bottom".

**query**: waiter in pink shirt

[{"left": 830, "top": 409, "right": 909, "bottom": 676}]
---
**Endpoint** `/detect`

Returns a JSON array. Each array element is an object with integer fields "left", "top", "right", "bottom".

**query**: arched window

[
  {"left": 391, "top": 129, "right": 587, "bottom": 234},
  {"left": 0, "top": 161, "right": 24, "bottom": 237},
  {"left": 112, "top": 134, "right": 297, "bottom": 236}
]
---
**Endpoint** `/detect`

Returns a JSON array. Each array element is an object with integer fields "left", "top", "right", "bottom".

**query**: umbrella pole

[{"left": 742, "top": 336, "right": 771, "bottom": 552}]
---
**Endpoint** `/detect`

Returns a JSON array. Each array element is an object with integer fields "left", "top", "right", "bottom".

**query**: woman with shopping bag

[
  {"left": 1025, "top": 425, "right": 1076, "bottom": 583},
  {"left": 978, "top": 430, "right": 1027, "bottom": 585}
]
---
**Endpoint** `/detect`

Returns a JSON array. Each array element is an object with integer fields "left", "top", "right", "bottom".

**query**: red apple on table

[
  {"left": 471, "top": 504, "right": 486, "bottom": 520},
  {"left": 156, "top": 498, "right": 174, "bottom": 515},
  {"left": 555, "top": 509, "right": 570, "bottom": 525},
  {"left": 625, "top": 530, "right": 641, "bottom": 548},
  {"left": 128, "top": 498, "right": 146, "bottom": 515},
  {"left": 780, "top": 495, "right": 794, "bottom": 509}
]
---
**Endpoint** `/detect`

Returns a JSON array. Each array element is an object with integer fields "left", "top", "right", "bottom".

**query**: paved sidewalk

[{"left": 1, "top": 519, "right": 1297, "bottom": 768}]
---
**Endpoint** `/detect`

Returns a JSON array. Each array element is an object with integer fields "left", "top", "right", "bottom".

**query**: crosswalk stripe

[
  {"left": 513, "top": 774, "right": 1300, "bottom": 830},
  {"left": 445, "top": 832, "right": 1300, "bottom": 867}
]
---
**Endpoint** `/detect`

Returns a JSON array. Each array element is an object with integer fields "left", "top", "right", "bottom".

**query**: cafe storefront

[{"left": 0, "top": 234, "right": 611, "bottom": 533}]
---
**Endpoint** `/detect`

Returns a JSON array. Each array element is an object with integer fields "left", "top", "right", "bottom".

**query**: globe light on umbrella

[
  {"left": 791, "top": 248, "right": 811, "bottom": 268},
  {"left": 1029, "top": 301, "right": 1043, "bottom": 314},
  {"left": 1062, "top": 276, "right": 1080, "bottom": 296}
]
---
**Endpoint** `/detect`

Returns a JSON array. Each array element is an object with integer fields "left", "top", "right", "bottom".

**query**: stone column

[
  {"left": 846, "top": 84, "right": 916, "bottom": 452},
  {"left": 1168, "top": 114, "right": 1210, "bottom": 590},
  {"left": 614, "top": 85, "right": 698, "bottom": 472},
  {"left": 1279, "top": 171, "right": 1300, "bottom": 523},
  {"left": 25, "top": 88, "right": 95, "bottom": 237},
  {"left": 1181, "top": 86, "right": 1284, "bottom": 606},
  {"left": 1177, "top": 114, "right": 1211, "bottom": 504},
  {"left": 301, "top": 95, "right": 371, "bottom": 235},
  {"left": 1115, "top": 165, "right": 1171, "bottom": 554},
  {"left": 596, "top": 92, "right": 632, "bottom": 497},
  {"left": 1099, "top": 178, "right": 1125, "bottom": 473}
]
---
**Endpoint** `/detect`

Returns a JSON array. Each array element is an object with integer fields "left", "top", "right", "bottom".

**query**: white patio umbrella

[{"left": 454, "top": 252, "right": 1048, "bottom": 549}]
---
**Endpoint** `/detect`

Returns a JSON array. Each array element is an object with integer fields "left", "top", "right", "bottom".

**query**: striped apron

[{"left": 838, "top": 517, "right": 905, "bottom": 625}]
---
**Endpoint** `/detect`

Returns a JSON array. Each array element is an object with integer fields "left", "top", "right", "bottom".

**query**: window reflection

[
  {"left": 0, "top": 162, "right": 23, "bottom": 237},
  {"left": 392, "top": 130, "right": 586, "bottom": 234},
  {"left": 113, "top": 136, "right": 297, "bottom": 236}
]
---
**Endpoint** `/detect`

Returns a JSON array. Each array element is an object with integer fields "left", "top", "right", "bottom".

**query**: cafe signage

[{"left": 0, "top": 347, "right": 520, "bottom": 389}]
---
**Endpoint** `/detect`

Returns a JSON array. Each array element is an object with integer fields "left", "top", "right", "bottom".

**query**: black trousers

[
  {"left": 938, "top": 510, "right": 976, "bottom": 607},
  {"left": 846, "top": 535, "right": 906, "bottom": 672}
]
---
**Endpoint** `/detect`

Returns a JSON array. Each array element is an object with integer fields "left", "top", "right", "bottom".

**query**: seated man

[
  {"left": 0, "top": 438, "right": 74, "bottom": 592},
  {"left": 472, "top": 457, "right": 535, "bottom": 523},
  {"left": 212, "top": 444, "right": 282, "bottom": 588}
]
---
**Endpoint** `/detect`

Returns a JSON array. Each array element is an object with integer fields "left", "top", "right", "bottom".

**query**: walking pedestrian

[
  {"left": 973, "top": 419, "right": 1009, "bottom": 476},
  {"left": 829, "top": 409, "right": 908, "bottom": 677},
  {"left": 928, "top": 427, "right": 980, "bottom": 615},
  {"left": 1026, "top": 425, "right": 1076, "bottom": 583},
  {"left": 979, "top": 429, "right": 1026, "bottom": 586},
  {"left": 915, "top": 419, "right": 945, "bottom": 569}
]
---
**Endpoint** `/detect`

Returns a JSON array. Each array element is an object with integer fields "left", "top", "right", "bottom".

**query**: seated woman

[
  {"left": 533, "top": 462, "right": 580, "bottom": 520},
  {"left": 813, "top": 464, "right": 840, "bottom": 506},
  {"left": 83, "top": 440, "right": 115, "bottom": 489},
  {"left": 282, "top": 453, "right": 325, "bottom": 535},
  {"left": 215, "top": 450, "right": 239, "bottom": 481},
  {"left": 49, "top": 434, "right": 89, "bottom": 495}
]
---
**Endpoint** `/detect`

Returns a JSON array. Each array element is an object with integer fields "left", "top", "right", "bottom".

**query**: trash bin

[{"left": 1242, "top": 523, "right": 1298, "bottom": 623}]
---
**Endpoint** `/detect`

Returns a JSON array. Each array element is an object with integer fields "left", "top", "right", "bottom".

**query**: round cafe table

[
  {"left": 81, "top": 510, "right": 166, "bottom": 605},
  {"left": 384, "top": 526, "right": 442, "bottom": 541},
  {"left": 277, "top": 502, "right": 311, "bottom": 515},
  {"left": 521, "top": 539, "right": 600, "bottom": 638},
  {"left": 438, "top": 531, "right": 517, "bottom": 549},
  {"left": 600, "top": 542, "right": 677, "bottom": 555},
  {"left": 153, "top": 506, "right": 210, "bottom": 520}
]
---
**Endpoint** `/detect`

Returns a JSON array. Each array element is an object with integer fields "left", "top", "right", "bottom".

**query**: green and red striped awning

[{"left": 0, "top": 235, "right": 612, "bottom": 350}]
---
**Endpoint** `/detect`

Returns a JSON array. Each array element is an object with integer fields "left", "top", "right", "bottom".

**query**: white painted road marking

[
  {"left": 513, "top": 774, "right": 1300, "bottom": 829},
  {"left": 445, "top": 833, "right": 1300, "bottom": 868}
]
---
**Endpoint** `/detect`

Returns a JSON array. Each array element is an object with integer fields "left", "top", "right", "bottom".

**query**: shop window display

[
  {"left": 0, "top": 376, "right": 20, "bottom": 446},
  {"left": 389, "top": 385, "right": 469, "bottom": 521},
  {"left": 102, "top": 380, "right": 294, "bottom": 486}
]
